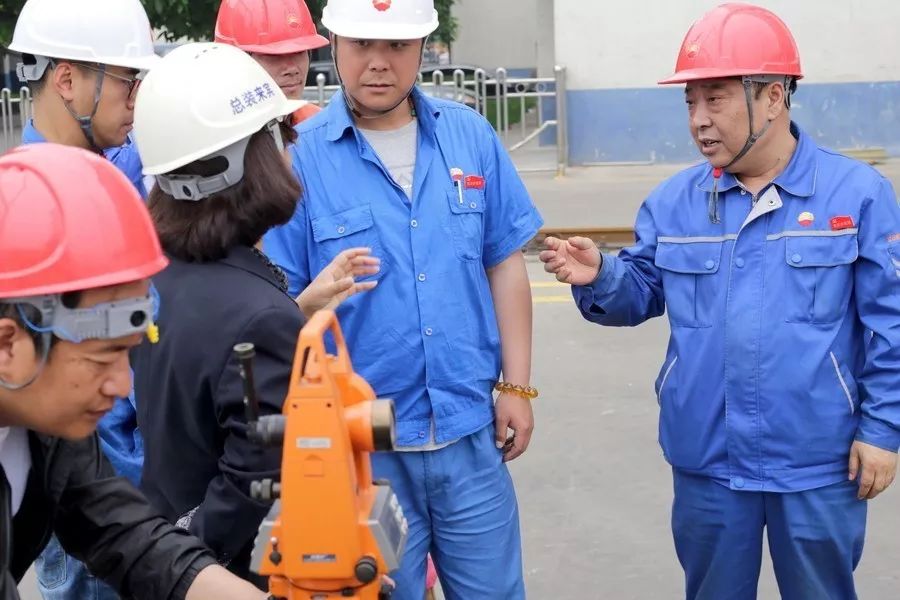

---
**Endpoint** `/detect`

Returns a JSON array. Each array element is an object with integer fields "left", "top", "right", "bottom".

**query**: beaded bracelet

[{"left": 494, "top": 382, "right": 539, "bottom": 400}]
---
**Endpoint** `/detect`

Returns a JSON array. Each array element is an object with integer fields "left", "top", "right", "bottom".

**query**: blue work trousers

[
  {"left": 372, "top": 424, "right": 524, "bottom": 600},
  {"left": 672, "top": 469, "right": 866, "bottom": 600}
]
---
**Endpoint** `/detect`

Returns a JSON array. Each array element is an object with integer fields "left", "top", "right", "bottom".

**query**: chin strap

[
  {"left": 708, "top": 75, "right": 794, "bottom": 224},
  {"left": 62, "top": 62, "right": 106, "bottom": 153}
]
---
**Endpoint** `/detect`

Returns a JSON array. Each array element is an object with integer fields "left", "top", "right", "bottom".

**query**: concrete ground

[{"left": 18, "top": 158, "right": 900, "bottom": 599}]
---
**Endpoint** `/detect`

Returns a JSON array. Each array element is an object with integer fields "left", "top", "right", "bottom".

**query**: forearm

[
  {"left": 487, "top": 252, "right": 532, "bottom": 385},
  {"left": 185, "top": 565, "right": 268, "bottom": 600},
  {"left": 54, "top": 437, "right": 218, "bottom": 599}
]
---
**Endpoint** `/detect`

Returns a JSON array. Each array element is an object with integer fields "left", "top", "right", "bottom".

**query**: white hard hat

[
  {"left": 133, "top": 43, "right": 304, "bottom": 200},
  {"left": 9, "top": 0, "right": 160, "bottom": 80},
  {"left": 322, "top": 0, "right": 439, "bottom": 40}
]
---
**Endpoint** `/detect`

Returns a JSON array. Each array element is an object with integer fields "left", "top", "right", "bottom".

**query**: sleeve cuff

[
  {"left": 171, "top": 555, "right": 218, "bottom": 600},
  {"left": 571, "top": 252, "right": 616, "bottom": 312},
  {"left": 855, "top": 416, "right": 900, "bottom": 453},
  {"left": 483, "top": 212, "right": 544, "bottom": 269},
  {"left": 591, "top": 252, "right": 618, "bottom": 294}
]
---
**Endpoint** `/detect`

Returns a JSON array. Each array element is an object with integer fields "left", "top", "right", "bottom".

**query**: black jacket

[
  {"left": 1, "top": 431, "right": 217, "bottom": 600},
  {"left": 133, "top": 245, "right": 304, "bottom": 586}
]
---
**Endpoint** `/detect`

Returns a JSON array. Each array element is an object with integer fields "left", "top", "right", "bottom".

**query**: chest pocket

[
  {"left": 311, "top": 205, "right": 386, "bottom": 282},
  {"left": 445, "top": 188, "right": 485, "bottom": 261},
  {"left": 783, "top": 233, "right": 858, "bottom": 324},
  {"left": 655, "top": 240, "right": 723, "bottom": 328}
]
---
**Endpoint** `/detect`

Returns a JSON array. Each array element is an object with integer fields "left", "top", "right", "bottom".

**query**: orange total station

[{"left": 234, "top": 310, "right": 408, "bottom": 599}]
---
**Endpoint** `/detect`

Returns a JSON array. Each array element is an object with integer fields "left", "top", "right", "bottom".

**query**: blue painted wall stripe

[{"left": 565, "top": 81, "right": 900, "bottom": 164}]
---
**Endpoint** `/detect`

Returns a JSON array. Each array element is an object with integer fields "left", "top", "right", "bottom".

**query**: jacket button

[
  {"left": 704, "top": 260, "right": 715, "bottom": 270},
  {"left": 424, "top": 327, "right": 433, "bottom": 336},
  {"left": 418, "top": 273, "right": 426, "bottom": 282},
  {"left": 734, "top": 258, "right": 745, "bottom": 268},
  {"left": 791, "top": 253, "right": 802, "bottom": 264},
  {"left": 337, "top": 226, "right": 346, "bottom": 234},
  {"left": 411, "top": 219, "right": 418, "bottom": 228},
  {"left": 733, "top": 477, "right": 745, "bottom": 489}
]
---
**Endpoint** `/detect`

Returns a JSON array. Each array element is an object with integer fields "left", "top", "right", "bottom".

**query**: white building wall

[
  {"left": 536, "top": 0, "right": 556, "bottom": 77},
  {"left": 554, "top": 0, "right": 900, "bottom": 90},
  {"left": 451, "top": 0, "right": 540, "bottom": 71}
]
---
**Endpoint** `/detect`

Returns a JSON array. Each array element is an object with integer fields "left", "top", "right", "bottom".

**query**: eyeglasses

[{"left": 76, "top": 62, "right": 143, "bottom": 100}]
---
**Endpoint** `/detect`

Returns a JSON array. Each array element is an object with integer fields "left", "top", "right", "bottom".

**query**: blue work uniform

[
  {"left": 574, "top": 123, "right": 900, "bottom": 599},
  {"left": 103, "top": 133, "right": 149, "bottom": 199},
  {"left": 265, "top": 88, "right": 543, "bottom": 599},
  {"left": 23, "top": 120, "right": 145, "bottom": 600}
]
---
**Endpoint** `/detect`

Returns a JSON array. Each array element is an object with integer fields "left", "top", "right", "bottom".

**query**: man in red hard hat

[
  {"left": 215, "top": 0, "right": 329, "bottom": 124},
  {"left": 541, "top": 3, "right": 900, "bottom": 598},
  {"left": 0, "top": 143, "right": 273, "bottom": 600}
]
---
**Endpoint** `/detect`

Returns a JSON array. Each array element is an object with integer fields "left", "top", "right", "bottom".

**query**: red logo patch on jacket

[
  {"left": 464, "top": 175, "right": 485, "bottom": 190},
  {"left": 830, "top": 215, "right": 855, "bottom": 231}
]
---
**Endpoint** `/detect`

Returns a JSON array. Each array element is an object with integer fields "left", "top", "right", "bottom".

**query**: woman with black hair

[{"left": 129, "top": 42, "right": 379, "bottom": 588}]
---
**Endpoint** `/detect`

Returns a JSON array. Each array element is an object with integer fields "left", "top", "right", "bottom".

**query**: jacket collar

[
  {"left": 219, "top": 245, "right": 289, "bottom": 295},
  {"left": 696, "top": 122, "right": 817, "bottom": 198}
]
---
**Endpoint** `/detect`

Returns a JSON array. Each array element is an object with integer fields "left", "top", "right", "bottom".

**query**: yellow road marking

[
  {"left": 533, "top": 295, "right": 573, "bottom": 304},
  {"left": 530, "top": 281, "right": 568, "bottom": 288}
]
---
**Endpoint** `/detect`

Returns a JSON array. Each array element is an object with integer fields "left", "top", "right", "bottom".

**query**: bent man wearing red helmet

[
  {"left": 215, "top": 0, "right": 329, "bottom": 125},
  {"left": 0, "top": 144, "right": 274, "bottom": 600},
  {"left": 542, "top": 4, "right": 900, "bottom": 598}
]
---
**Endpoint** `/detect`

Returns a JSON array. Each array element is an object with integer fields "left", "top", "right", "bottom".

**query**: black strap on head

[
  {"left": 708, "top": 74, "right": 793, "bottom": 223},
  {"left": 722, "top": 74, "right": 795, "bottom": 171},
  {"left": 720, "top": 75, "right": 773, "bottom": 171},
  {"left": 59, "top": 61, "right": 106, "bottom": 153},
  {"left": 708, "top": 77, "right": 769, "bottom": 224}
]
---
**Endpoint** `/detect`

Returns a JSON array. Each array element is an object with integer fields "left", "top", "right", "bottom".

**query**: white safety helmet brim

[
  {"left": 9, "top": 0, "right": 160, "bottom": 74},
  {"left": 140, "top": 99, "right": 304, "bottom": 176},
  {"left": 134, "top": 43, "right": 305, "bottom": 177},
  {"left": 12, "top": 49, "right": 161, "bottom": 74}
]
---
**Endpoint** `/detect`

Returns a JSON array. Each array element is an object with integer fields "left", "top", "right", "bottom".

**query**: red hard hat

[
  {"left": 659, "top": 3, "right": 803, "bottom": 85},
  {"left": 0, "top": 144, "right": 168, "bottom": 298},
  {"left": 215, "top": 0, "right": 329, "bottom": 55}
]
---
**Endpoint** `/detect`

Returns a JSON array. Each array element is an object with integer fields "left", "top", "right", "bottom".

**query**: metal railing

[
  {"left": 0, "top": 87, "right": 31, "bottom": 152},
  {"left": 301, "top": 65, "right": 569, "bottom": 175},
  {"left": 499, "top": 66, "right": 568, "bottom": 176},
  {"left": 0, "top": 65, "right": 569, "bottom": 174},
  {"left": 411, "top": 66, "right": 568, "bottom": 175}
]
